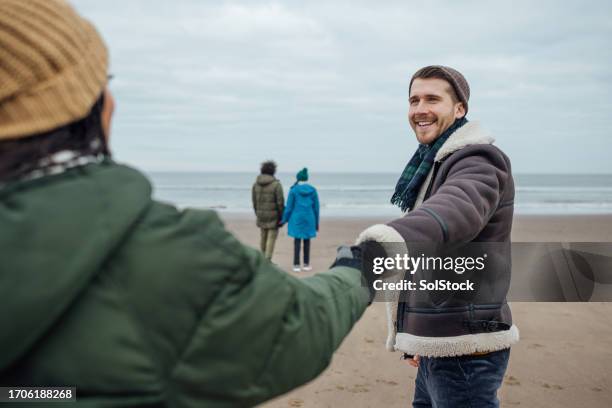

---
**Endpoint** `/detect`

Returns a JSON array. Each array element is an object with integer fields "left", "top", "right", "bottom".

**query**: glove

[
  {"left": 330, "top": 242, "right": 386, "bottom": 303},
  {"left": 330, "top": 245, "right": 362, "bottom": 270},
  {"left": 330, "top": 241, "right": 395, "bottom": 304}
]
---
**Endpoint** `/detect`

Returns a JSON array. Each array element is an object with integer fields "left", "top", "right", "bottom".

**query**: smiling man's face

[{"left": 408, "top": 78, "right": 466, "bottom": 145}]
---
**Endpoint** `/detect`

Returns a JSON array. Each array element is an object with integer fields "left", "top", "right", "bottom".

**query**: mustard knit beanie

[{"left": 0, "top": 0, "right": 108, "bottom": 141}]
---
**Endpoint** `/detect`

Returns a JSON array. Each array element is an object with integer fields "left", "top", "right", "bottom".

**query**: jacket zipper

[
  {"left": 423, "top": 161, "right": 440, "bottom": 201},
  {"left": 420, "top": 161, "right": 450, "bottom": 242}
]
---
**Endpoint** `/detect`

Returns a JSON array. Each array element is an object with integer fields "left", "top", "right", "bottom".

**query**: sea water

[{"left": 146, "top": 171, "right": 612, "bottom": 217}]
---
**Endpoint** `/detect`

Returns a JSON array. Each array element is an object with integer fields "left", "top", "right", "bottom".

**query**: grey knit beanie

[{"left": 409, "top": 65, "right": 470, "bottom": 114}]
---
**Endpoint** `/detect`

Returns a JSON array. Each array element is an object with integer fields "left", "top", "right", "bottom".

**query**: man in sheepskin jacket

[{"left": 358, "top": 66, "right": 518, "bottom": 407}]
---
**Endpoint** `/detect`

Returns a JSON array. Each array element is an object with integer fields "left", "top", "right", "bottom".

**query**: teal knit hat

[{"left": 296, "top": 167, "right": 308, "bottom": 182}]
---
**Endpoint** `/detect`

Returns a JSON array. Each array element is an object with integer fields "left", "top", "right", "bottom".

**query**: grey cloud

[{"left": 73, "top": 0, "right": 612, "bottom": 173}]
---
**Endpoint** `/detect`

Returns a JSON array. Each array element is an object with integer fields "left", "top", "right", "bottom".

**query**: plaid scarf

[{"left": 391, "top": 117, "right": 468, "bottom": 212}]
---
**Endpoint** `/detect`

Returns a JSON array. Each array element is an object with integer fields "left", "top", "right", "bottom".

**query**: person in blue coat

[{"left": 281, "top": 168, "right": 320, "bottom": 272}]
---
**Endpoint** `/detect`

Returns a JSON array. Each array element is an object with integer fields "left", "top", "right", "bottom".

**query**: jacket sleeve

[
  {"left": 313, "top": 188, "right": 320, "bottom": 229},
  {"left": 281, "top": 188, "right": 294, "bottom": 224},
  {"left": 165, "top": 211, "right": 369, "bottom": 407},
  {"left": 275, "top": 182, "right": 285, "bottom": 220},
  {"left": 251, "top": 184, "right": 257, "bottom": 214},
  {"left": 388, "top": 145, "right": 510, "bottom": 243}
]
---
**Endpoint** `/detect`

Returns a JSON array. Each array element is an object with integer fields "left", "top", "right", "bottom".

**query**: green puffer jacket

[
  {"left": 251, "top": 175, "right": 284, "bottom": 229},
  {"left": 0, "top": 161, "right": 369, "bottom": 407}
]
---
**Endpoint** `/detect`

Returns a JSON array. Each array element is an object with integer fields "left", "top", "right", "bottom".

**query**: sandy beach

[{"left": 220, "top": 213, "right": 612, "bottom": 408}]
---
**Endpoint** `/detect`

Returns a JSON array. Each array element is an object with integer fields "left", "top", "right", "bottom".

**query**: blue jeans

[{"left": 413, "top": 348, "right": 510, "bottom": 408}]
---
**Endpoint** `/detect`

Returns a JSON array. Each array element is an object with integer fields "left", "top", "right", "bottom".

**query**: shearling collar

[{"left": 434, "top": 121, "right": 495, "bottom": 162}]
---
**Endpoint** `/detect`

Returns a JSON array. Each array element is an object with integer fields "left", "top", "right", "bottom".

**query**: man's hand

[{"left": 406, "top": 355, "right": 420, "bottom": 368}]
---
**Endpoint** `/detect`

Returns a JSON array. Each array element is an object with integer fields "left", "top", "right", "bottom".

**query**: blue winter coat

[{"left": 281, "top": 183, "right": 320, "bottom": 239}]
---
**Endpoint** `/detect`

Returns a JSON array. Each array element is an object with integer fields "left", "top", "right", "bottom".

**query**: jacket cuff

[{"left": 355, "top": 224, "right": 404, "bottom": 245}]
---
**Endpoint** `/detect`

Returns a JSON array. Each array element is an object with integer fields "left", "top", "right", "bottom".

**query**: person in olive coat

[{"left": 252, "top": 160, "right": 284, "bottom": 260}]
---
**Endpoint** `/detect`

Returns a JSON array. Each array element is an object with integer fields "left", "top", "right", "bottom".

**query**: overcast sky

[{"left": 73, "top": 0, "right": 612, "bottom": 174}]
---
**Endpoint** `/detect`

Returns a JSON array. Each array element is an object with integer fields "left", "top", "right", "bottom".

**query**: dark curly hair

[
  {"left": 260, "top": 160, "right": 277, "bottom": 176},
  {"left": 0, "top": 94, "right": 109, "bottom": 184}
]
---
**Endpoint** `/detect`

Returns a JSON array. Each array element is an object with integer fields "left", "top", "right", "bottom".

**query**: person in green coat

[{"left": 0, "top": 1, "right": 372, "bottom": 406}]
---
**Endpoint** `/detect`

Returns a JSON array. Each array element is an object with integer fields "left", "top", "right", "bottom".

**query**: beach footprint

[
  {"left": 375, "top": 379, "right": 399, "bottom": 386},
  {"left": 541, "top": 382, "right": 564, "bottom": 390},
  {"left": 504, "top": 375, "right": 521, "bottom": 386},
  {"left": 348, "top": 383, "right": 370, "bottom": 393},
  {"left": 288, "top": 398, "right": 304, "bottom": 407},
  {"left": 527, "top": 343, "right": 545, "bottom": 349}
]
